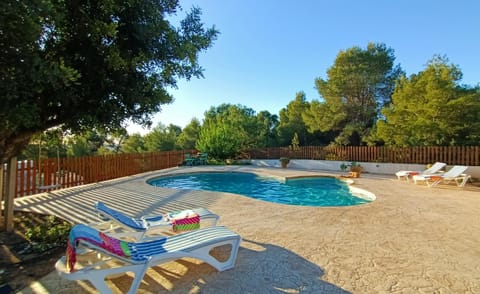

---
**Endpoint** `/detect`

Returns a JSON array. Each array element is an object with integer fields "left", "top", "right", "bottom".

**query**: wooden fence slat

[
  {"left": 2, "top": 147, "right": 480, "bottom": 199},
  {"left": 247, "top": 146, "right": 480, "bottom": 166}
]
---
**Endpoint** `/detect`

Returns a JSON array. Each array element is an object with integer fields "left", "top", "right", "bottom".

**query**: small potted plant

[
  {"left": 279, "top": 157, "right": 290, "bottom": 168},
  {"left": 349, "top": 162, "right": 363, "bottom": 178}
]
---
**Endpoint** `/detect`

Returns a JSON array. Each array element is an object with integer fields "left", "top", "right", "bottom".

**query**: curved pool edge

[
  {"left": 348, "top": 185, "right": 376, "bottom": 202},
  {"left": 256, "top": 173, "right": 376, "bottom": 203},
  {"left": 145, "top": 167, "right": 377, "bottom": 206}
]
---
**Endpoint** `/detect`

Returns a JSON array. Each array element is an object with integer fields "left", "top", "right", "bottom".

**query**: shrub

[{"left": 25, "top": 215, "right": 72, "bottom": 252}]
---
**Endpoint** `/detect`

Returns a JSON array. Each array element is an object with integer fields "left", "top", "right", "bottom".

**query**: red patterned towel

[{"left": 171, "top": 214, "right": 200, "bottom": 232}]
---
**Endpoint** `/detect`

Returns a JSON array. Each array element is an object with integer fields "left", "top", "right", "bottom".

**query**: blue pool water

[{"left": 148, "top": 172, "right": 371, "bottom": 207}]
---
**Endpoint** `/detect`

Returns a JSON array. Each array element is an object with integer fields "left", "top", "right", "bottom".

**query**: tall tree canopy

[
  {"left": 121, "top": 133, "right": 147, "bottom": 154},
  {"left": 197, "top": 104, "right": 262, "bottom": 160},
  {"left": 277, "top": 92, "right": 311, "bottom": 146},
  {"left": 303, "top": 43, "right": 403, "bottom": 145},
  {"left": 372, "top": 56, "right": 480, "bottom": 146},
  {"left": 176, "top": 118, "right": 201, "bottom": 150},
  {"left": 0, "top": 0, "right": 218, "bottom": 163},
  {"left": 256, "top": 110, "right": 279, "bottom": 147},
  {"left": 144, "top": 123, "right": 181, "bottom": 151},
  {"left": 65, "top": 129, "right": 113, "bottom": 157}
]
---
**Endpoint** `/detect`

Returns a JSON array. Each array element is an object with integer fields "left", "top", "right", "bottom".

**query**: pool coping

[{"left": 146, "top": 169, "right": 376, "bottom": 204}]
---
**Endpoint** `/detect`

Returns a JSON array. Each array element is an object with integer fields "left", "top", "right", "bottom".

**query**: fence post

[
  {"left": 0, "top": 163, "right": 4, "bottom": 210},
  {"left": 4, "top": 157, "right": 17, "bottom": 232}
]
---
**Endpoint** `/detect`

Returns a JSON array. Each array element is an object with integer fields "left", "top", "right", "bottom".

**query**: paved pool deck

[{"left": 15, "top": 166, "right": 480, "bottom": 293}]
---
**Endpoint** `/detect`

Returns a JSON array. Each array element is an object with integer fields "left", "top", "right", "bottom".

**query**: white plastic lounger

[
  {"left": 94, "top": 201, "right": 219, "bottom": 239},
  {"left": 412, "top": 165, "right": 470, "bottom": 187},
  {"left": 56, "top": 224, "right": 241, "bottom": 294},
  {"left": 395, "top": 162, "right": 446, "bottom": 181}
]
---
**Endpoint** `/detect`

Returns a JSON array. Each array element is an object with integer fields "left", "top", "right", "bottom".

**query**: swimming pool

[{"left": 147, "top": 172, "right": 373, "bottom": 207}]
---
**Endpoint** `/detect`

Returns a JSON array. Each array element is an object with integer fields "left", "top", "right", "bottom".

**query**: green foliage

[
  {"left": 144, "top": 123, "right": 181, "bottom": 151},
  {"left": 65, "top": 130, "right": 107, "bottom": 157},
  {"left": 0, "top": 0, "right": 218, "bottom": 162},
  {"left": 20, "top": 129, "right": 67, "bottom": 160},
  {"left": 304, "top": 43, "right": 403, "bottom": 146},
  {"left": 277, "top": 92, "right": 312, "bottom": 146},
  {"left": 121, "top": 133, "right": 147, "bottom": 153},
  {"left": 372, "top": 56, "right": 480, "bottom": 146},
  {"left": 198, "top": 104, "right": 266, "bottom": 159},
  {"left": 196, "top": 123, "right": 243, "bottom": 160},
  {"left": 290, "top": 132, "right": 300, "bottom": 151},
  {"left": 176, "top": 118, "right": 201, "bottom": 150},
  {"left": 256, "top": 111, "right": 280, "bottom": 147},
  {"left": 24, "top": 215, "right": 72, "bottom": 252},
  {"left": 339, "top": 161, "right": 362, "bottom": 172},
  {"left": 66, "top": 136, "right": 92, "bottom": 157},
  {"left": 99, "top": 128, "right": 128, "bottom": 154}
]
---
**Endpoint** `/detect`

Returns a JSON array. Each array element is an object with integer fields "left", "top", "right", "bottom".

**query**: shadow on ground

[{"left": 65, "top": 239, "right": 351, "bottom": 294}]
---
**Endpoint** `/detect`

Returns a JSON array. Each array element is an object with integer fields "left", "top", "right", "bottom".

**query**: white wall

[{"left": 250, "top": 159, "right": 480, "bottom": 179}]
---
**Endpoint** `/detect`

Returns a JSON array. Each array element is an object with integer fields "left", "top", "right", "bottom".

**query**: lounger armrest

[{"left": 141, "top": 215, "right": 164, "bottom": 222}]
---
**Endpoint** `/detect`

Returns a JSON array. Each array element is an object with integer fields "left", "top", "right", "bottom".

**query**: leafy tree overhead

[
  {"left": 372, "top": 56, "right": 480, "bottom": 146},
  {"left": 0, "top": 0, "right": 218, "bottom": 163},
  {"left": 303, "top": 43, "right": 403, "bottom": 145}
]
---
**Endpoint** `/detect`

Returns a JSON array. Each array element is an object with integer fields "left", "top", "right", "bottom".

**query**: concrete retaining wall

[{"left": 250, "top": 159, "right": 480, "bottom": 179}]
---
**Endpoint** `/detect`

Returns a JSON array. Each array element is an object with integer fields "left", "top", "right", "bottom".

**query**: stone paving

[{"left": 15, "top": 165, "right": 480, "bottom": 293}]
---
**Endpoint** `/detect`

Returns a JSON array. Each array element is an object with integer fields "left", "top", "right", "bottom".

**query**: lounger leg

[
  {"left": 455, "top": 176, "right": 470, "bottom": 187},
  {"left": 85, "top": 264, "right": 148, "bottom": 294},
  {"left": 186, "top": 238, "right": 241, "bottom": 271},
  {"left": 126, "top": 259, "right": 152, "bottom": 294},
  {"left": 87, "top": 275, "right": 116, "bottom": 294},
  {"left": 413, "top": 178, "right": 423, "bottom": 185},
  {"left": 427, "top": 179, "right": 440, "bottom": 187},
  {"left": 56, "top": 256, "right": 147, "bottom": 294}
]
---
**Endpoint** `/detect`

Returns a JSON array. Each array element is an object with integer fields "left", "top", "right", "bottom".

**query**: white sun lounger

[
  {"left": 94, "top": 201, "right": 219, "bottom": 239},
  {"left": 412, "top": 165, "right": 471, "bottom": 187},
  {"left": 55, "top": 224, "right": 241, "bottom": 294},
  {"left": 395, "top": 162, "right": 446, "bottom": 181}
]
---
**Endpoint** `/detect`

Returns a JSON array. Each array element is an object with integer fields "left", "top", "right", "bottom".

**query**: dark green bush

[{"left": 25, "top": 215, "right": 72, "bottom": 252}]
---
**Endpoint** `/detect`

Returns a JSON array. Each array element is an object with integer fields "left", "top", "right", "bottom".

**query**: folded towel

[
  {"left": 66, "top": 224, "right": 131, "bottom": 272},
  {"left": 166, "top": 209, "right": 196, "bottom": 221},
  {"left": 66, "top": 224, "right": 168, "bottom": 272},
  {"left": 166, "top": 210, "right": 200, "bottom": 232}
]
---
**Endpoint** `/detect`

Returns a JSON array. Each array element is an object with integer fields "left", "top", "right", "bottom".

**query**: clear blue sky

[{"left": 127, "top": 0, "right": 480, "bottom": 134}]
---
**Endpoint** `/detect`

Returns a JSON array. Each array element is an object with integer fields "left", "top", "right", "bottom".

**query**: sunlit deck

[{"left": 16, "top": 165, "right": 480, "bottom": 293}]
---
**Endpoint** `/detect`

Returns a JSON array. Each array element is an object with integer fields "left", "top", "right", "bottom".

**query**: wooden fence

[
  {"left": 2, "top": 146, "right": 479, "bottom": 199},
  {"left": 248, "top": 146, "right": 480, "bottom": 166},
  {"left": 1, "top": 150, "right": 192, "bottom": 199}
]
